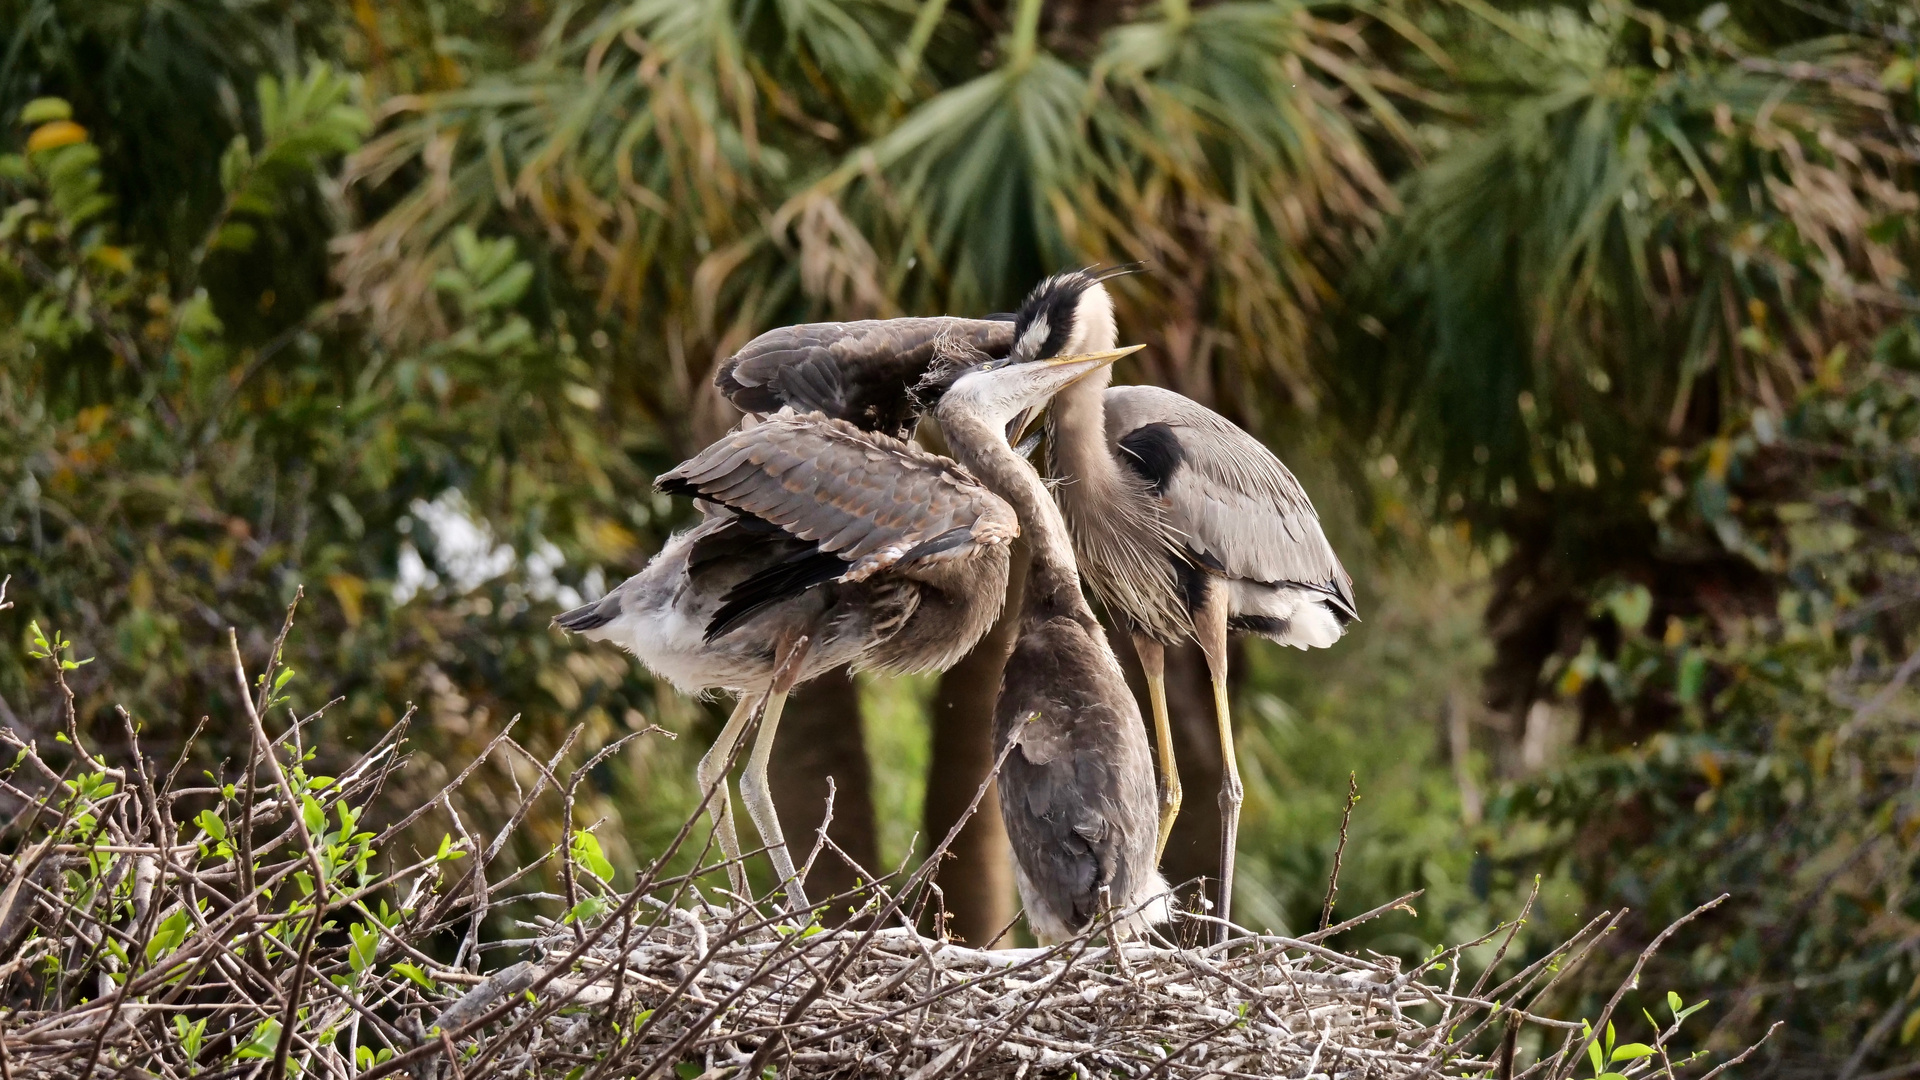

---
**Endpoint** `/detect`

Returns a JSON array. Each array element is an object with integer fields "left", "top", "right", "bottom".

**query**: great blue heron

[
  {"left": 926, "top": 344, "right": 1169, "bottom": 942},
  {"left": 1010, "top": 270, "right": 1358, "bottom": 941},
  {"left": 552, "top": 413, "right": 1019, "bottom": 908}
]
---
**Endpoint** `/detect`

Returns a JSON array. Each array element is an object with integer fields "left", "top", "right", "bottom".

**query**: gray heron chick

[
  {"left": 1012, "top": 271, "right": 1358, "bottom": 941},
  {"left": 929, "top": 345, "right": 1170, "bottom": 943},
  {"left": 716, "top": 316, "right": 1015, "bottom": 438},
  {"left": 553, "top": 414, "right": 1019, "bottom": 908}
]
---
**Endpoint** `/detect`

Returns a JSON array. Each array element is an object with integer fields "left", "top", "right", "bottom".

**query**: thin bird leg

[
  {"left": 1133, "top": 633, "right": 1183, "bottom": 864},
  {"left": 695, "top": 693, "right": 761, "bottom": 897},
  {"left": 1193, "top": 584, "right": 1239, "bottom": 945},
  {"left": 740, "top": 633, "right": 814, "bottom": 912}
]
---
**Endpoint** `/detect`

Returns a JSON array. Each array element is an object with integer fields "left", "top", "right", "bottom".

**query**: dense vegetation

[{"left": 2, "top": 0, "right": 1915, "bottom": 1074}]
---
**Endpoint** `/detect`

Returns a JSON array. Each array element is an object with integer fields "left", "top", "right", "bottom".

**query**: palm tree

[{"left": 341, "top": 0, "right": 1409, "bottom": 937}]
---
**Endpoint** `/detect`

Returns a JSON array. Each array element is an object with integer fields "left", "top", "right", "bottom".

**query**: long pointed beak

[
  {"left": 1039, "top": 344, "right": 1144, "bottom": 373},
  {"left": 1005, "top": 345, "right": 1142, "bottom": 449}
]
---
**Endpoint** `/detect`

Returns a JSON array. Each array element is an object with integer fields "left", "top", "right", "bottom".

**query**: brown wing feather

[
  {"left": 657, "top": 414, "right": 1017, "bottom": 582},
  {"left": 715, "top": 317, "right": 1015, "bottom": 435}
]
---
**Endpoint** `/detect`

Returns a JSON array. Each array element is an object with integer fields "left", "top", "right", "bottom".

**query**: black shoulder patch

[{"left": 1116, "top": 422, "right": 1185, "bottom": 494}]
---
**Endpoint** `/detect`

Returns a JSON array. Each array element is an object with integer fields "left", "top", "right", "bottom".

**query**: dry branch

[{"left": 0, "top": 612, "right": 1755, "bottom": 1079}]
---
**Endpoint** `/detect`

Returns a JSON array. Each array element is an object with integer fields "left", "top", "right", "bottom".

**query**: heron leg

[
  {"left": 696, "top": 693, "right": 760, "bottom": 897},
  {"left": 1133, "top": 634, "right": 1183, "bottom": 865},
  {"left": 739, "top": 634, "right": 814, "bottom": 912},
  {"left": 1194, "top": 586, "right": 1240, "bottom": 945}
]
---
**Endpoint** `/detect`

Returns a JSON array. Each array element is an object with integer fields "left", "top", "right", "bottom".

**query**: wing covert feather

[
  {"left": 716, "top": 317, "right": 1015, "bottom": 434},
  {"left": 1104, "top": 385, "right": 1357, "bottom": 615},
  {"left": 657, "top": 415, "right": 1017, "bottom": 582}
]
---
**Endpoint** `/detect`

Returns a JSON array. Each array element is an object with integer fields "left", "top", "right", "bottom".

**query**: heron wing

[
  {"left": 1104, "top": 385, "right": 1357, "bottom": 618},
  {"left": 715, "top": 317, "right": 1015, "bottom": 434},
  {"left": 658, "top": 415, "right": 1018, "bottom": 631}
]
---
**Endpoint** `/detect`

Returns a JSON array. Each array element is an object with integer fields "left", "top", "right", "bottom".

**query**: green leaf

[
  {"left": 233, "top": 1018, "right": 280, "bottom": 1059},
  {"left": 300, "top": 795, "right": 325, "bottom": 837},
  {"left": 174, "top": 1014, "right": 206, "bottom": 1059},
  {"left": 218, "top": 134, "right": 253, "bottom": 193},
  {"left": 1611, "top": 1044, "right": 1654, "bottom": 1062},
  {"left": 391, "top": 961, "right": 435, "bottom": 991},
  {"left": 146, "top": 907, "right": 191, "bottom": 962},
  {"left": 348, "top": 922, "right": 379, "bottom": 974},
  {"left": 212, "top": 222, "right": 257, "bottom": 252},
  {"left": 566, "top": 896, "right": 608, "bottom": 925},
  {"left": 571, "top": 830, "right": 615, "bottom": 881},
  {"left": 195, "top": 809, "right": 227, "bottom": 843},
  {"left": 20, "top": 98, "right": 72, "bottom": 125}
]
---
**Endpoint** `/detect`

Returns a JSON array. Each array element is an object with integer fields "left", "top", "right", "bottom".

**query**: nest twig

[{"left": 0, "top": 603, "right": 1766, "bottom": 1079}]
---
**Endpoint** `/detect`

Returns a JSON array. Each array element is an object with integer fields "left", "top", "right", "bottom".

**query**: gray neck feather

[{"left": 936, "top": 409, "right": 1088, "bottom": 615}]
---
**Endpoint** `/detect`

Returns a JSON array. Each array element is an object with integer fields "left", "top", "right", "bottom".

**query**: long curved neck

[
  {"left": 937, "top": 409, "right": 1089, "bottom": 618},
  {"left": 1045, "top": 363, "right": 1123, "bottom": 499}
]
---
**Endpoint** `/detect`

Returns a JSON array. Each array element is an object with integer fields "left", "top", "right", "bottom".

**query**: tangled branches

[{"left": 0, "top": 600, "right": 1764, "bottom": 1079}]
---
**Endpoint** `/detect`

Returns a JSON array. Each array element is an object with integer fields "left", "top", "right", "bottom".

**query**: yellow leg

[
  {"left": 1193, "top": 585, "right": 1239, "bottom": 946},
  {"left": 1210, "top": 668, "right": 1241, "bottom": 945},
  {"left": 697, "top": 694, "right": 759, "bottom": 897},
  {"left": 739, "top": 635, "right": 813, "bottom": 911},
  {"left": 1133, "top": 635, "right": 1183, "bottom": 865}
]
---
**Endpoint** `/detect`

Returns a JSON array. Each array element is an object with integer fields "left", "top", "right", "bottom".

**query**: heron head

[
  {"left": 1008, "top": 267, "right": 1133, "bottom": 366},
  {"left": 1001, "top": 266, "right": 1138, "bottom": 454},
  {"left": 938, "top": 345, "right": 1144, "bottom": 442}
]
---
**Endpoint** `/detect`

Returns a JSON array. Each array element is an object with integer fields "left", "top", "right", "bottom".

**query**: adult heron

[
  {"left": 926, "top": 343, "right": 1169, "bottom": 942},
  {"left": 1010, "top": 270, "right": 1358, "bottom": 941},
  {"left": 553, "top": 413, "right": 1019, "bottom": 908}
]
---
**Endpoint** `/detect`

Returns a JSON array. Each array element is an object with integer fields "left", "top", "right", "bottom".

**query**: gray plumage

[
  {"left": 715, "top": 316, "right": 1015, "bottom": 438},
  {"left": 554, "top": 414, "right": 1018, "bottom": 690},
  {"left": 553, "top": 413, "right": 1017, "bottom": 910},
  {"left": 934, "top": 350, "right": 1168, "bottom": 944},
  {"left": 1010, "top": 269, "right": 1356, "bottom": 942},
  {"left": 1024, "top": 272, "right": 1357, "bottom": 648},
  {"left": 1100, "top": 385, "right": 1358, "bottom": 644}
]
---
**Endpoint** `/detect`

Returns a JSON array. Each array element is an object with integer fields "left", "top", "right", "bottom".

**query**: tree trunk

[
  {"left": 922, "top": 540, "right": 1027, "bottom": 946},
  {"left": 768, "top": 666, "right": 878, "bottom": 918}
]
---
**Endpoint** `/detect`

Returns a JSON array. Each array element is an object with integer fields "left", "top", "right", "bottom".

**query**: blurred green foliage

[{"left": 1, "top": 0, "right": 1917, "bottom": 1073}]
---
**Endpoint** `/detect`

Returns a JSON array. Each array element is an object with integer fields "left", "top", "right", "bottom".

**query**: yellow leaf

[
  {"left": 327, "top": 573, "right": 366, "bottom": 627},
  {"left": 26, "top": 120, "right": 87, "bottom": 153},
  {"left": 1705, "top": 438, "right": 1731, "bottom": 481},
  {"left": 1696, "top": 751, "right": 1722, "bottom": 788},
  {"left": 91, "top": 245, "right": 132, "bottom": 273}
]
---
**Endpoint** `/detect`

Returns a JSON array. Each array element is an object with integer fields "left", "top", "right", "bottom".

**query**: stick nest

[{"left": 0, "top": 597, "right": 1762, "bottom": 1079}]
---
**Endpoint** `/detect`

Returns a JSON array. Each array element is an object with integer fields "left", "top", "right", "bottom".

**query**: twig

[{"left": 1319, "top": 772, "right": 1359, "bottom": 932}]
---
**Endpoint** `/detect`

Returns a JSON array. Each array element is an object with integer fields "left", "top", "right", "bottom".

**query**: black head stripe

[
  {"left": 1009, "top": 265, "right": 1144, "bottom": 363},
  {"left": 1011, "top": 271, "right": 1095, "bottom": 363}
]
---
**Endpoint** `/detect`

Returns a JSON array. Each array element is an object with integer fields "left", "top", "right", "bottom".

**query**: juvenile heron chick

[
  {"left": 553, "top": 415, "right": 1019, "bottom": 908},
  {"left": 932, "top": 345, "right": 1170, "bottom": 942}
]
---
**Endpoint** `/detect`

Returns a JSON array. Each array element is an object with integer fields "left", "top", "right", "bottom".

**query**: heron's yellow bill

[
  {"left": 1012, "top": 345, "right": 1144, "bottom": 448},
  {"left": 1039, "top": 344, "right": 1145, "bottom": 371}
]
